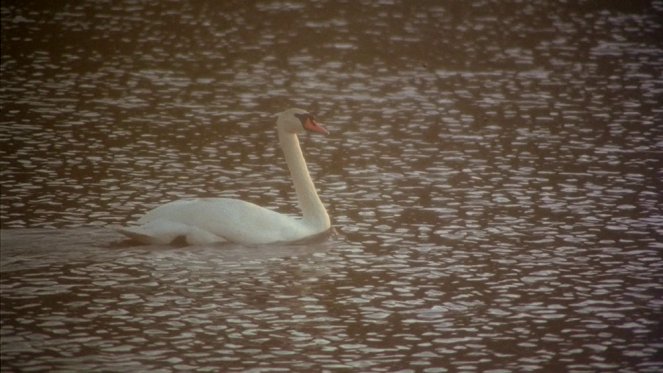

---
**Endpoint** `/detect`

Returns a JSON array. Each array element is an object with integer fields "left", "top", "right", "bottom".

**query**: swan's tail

[
  {"left": 117, "top": 220, "right": 227, "bottom": 246},
  {"left": 116, "top": 225, "right": 172, "bottom": 245}
]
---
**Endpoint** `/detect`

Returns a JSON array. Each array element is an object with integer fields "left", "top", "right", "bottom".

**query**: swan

[{"left": 118, "top": 108, "right": 331, "bottom": 245}]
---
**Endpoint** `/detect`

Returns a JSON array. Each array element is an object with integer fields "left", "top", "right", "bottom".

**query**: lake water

[{"left": 1, "top": 1, "right": 662, "bottom": 372}]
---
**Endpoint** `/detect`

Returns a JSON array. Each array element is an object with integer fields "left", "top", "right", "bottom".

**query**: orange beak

[{"left": 303, "top": 118, "right": 329, "bottom": 135}]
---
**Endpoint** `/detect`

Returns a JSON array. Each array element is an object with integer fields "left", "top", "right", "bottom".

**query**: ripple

[{"left": 2, "top": 1, "right": 663, "bottom": 372}]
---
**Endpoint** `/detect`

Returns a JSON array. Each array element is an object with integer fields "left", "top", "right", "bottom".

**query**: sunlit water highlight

[{"left": 1, "top": 1, "right": 662, "bottom": 371}]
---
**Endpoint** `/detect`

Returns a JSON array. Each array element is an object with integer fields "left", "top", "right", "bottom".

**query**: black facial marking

[
  {"left": 294, "top": 112, "right": 308, "bottom": 125},
  {"left": 294, "top": 112, "right": 315, "bottom": 125}
]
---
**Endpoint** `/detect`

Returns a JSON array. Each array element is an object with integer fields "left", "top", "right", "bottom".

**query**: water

[{"left": 2, "top": 1, "right": 662, "bottom": 371}]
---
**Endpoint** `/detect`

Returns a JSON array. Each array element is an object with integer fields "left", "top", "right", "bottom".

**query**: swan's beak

[{"left": 304, "top": 118, "right": 329, "bottom": 135}]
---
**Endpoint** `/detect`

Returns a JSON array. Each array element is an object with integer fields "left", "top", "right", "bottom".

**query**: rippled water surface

[{"left": 2, "top": 1, "right": 663, "bottom": 372}]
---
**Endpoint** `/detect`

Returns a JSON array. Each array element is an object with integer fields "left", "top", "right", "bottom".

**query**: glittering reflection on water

[
  {"left": 2, "top": 228, "right": 662, "bottom": 371},
  {"left": 2, "top": 0, "right": 663, "bottom": 372}
]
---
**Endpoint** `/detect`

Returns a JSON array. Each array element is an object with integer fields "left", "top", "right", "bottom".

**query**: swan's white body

[{"left": 118, "top": 108, "right": 330, "bottom": 245}]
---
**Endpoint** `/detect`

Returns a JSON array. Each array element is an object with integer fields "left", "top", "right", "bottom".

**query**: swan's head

[{"left": 276, "top": 108, "right": 328, "bottom": 135}]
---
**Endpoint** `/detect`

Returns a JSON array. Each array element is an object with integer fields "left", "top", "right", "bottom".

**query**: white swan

[{"left": 118, "top": 108, "right": 331, "bottom": 245}]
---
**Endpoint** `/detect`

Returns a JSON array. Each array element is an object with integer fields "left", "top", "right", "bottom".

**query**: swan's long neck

[{"left": 279, "top": 131, "right": 330, "bottom": 230}]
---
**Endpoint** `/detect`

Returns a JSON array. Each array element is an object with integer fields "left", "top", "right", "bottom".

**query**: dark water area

[{"left": 2, "top": 1, "right": 663, "bottom": 371}]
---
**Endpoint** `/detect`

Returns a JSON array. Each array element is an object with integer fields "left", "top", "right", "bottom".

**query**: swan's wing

[{"left": 132, "top": 198, "right": 305, "bottom": 245}]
